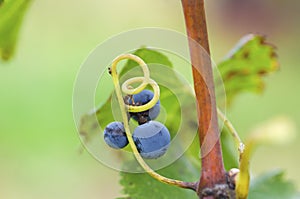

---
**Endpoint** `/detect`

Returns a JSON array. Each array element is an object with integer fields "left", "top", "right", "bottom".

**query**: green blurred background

[{"left": 1, "top": 0, "right": 299, "bottom": 198}]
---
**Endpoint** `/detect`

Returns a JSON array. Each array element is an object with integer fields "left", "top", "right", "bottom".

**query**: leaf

[
  {"left": 248, "top": 170, "right": 299, "bottom": 199},
  {"left": 216, "top": 34, "right": 280, "bottom": 172},
  {"left": 79, "top": 98, "right": 114, "bottom": 145},
  {"left": 119, "top": 48, "right": 173, "bottom": 77},
  {"left": 0, "top": 0, "right": 31, "bottom": 60},
  {"left": 216, "top": 34, "right": 279, "bottom": 105},
  {"left": 118, "top": 156, "right": 198, "bottom": 199}
]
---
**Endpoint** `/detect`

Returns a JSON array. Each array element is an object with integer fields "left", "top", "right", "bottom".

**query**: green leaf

[
  {"left": 217, "top": 34, "right": 280, "bottom": 172},
  {"left": 216, "top": 34, "right": 279, "bottom": 105},
  {"left": 118, "top": 156, "right": 198, "bottom": 199},
  {"left": 119, "top": 48, "right": 173, "bottom": 77},
  {"left": 0, "top": 0, "right": 31, "bottom": 60},
  {"left": 248, "top": 170, "right": 299, "bottom": 199},
  {"left": 79, "top": 97, "right": 114, "bottom": 144}
]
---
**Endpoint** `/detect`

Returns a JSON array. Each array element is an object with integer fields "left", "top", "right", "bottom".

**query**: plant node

[{"left": 199, "top": 183, "right": 236, "bottom": 199}]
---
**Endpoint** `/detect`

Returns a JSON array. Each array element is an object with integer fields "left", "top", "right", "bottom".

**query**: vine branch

[{"left": 181, "top": 0, "right": 227, "bottom": 197}]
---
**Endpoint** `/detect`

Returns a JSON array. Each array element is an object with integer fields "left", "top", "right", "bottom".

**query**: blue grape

[
  {"left": 127, "top": 90, "right": 160, "bottom": 124},
  {"left": 103, "top": 122, "right": 128, "bottom": 149},
  {"left": 132, "top": 121, "right": 170, "bottom": 159}
]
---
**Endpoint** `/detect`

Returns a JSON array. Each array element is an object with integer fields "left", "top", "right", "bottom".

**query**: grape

[
  {"left": 103, "top": 122, "right": 128, "bottom": 149},
  {"left": 133, "top": 121, "right": 170, "bottom": 159},
  {"left": 127, "top": 89, "right": 160, "bottom": 124}
]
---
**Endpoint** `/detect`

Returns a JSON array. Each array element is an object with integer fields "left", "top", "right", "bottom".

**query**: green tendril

[
  {"left": 217, "top": 108, "right": 245, "bottom": 154},
  {"left": 109, "top": 54, "right": 195, "bottom": 190}
]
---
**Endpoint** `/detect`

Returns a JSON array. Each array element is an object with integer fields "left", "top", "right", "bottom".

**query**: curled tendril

[
  {"left": 109, "top": 54, "right": 195, "bottom": 190},
  {"left": 110, "top": 54, "right": 160, "bottom": 113}
]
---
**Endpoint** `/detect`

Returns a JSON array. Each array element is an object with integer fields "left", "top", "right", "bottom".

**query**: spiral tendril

[
  {"left": 110, "top": 54, "right": 160, "bottom": 113},
  {"left": 109, "top": 54, "right": 195, "bottom": 190}
]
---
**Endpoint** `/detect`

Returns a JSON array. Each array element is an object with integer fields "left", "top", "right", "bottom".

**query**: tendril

[
  {"left": 109, "top": 54, "right": 196, "bottom": 190},
  {"left": 110, "top": 54, "right": 160, "bottom": 113},
  {"left": 217, "top": 108, "right": 245, "bottom": 154}
]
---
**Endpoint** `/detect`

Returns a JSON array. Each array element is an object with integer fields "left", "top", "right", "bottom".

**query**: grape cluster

[{"left": 103, "top": 90, "right": 171, "bottom": 159}]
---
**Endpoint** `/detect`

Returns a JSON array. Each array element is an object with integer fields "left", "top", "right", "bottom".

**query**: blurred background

[{"left": 0, "top": 0, "right": 299, "bottom": 198}]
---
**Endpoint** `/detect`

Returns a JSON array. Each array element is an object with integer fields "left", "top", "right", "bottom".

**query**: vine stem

[
  {"left": 217, "top": 109, "right": 245, "bottom": 154},
  {"left": 110, "top": 54, "right": 197, "bottom": 191},
  {"left": 181, "top": 0, "right": 227, "bottom": 196}
]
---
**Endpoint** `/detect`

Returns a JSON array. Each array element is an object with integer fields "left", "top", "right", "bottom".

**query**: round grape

[
  {"left": 103, "top": 121, "right": 128, "bottom": 149},
  {"left": 132, "top": 121, "right": 170, "bottom": 159},
  {"left": 127, "top": 89, "right": 160, "bottom": 124}
]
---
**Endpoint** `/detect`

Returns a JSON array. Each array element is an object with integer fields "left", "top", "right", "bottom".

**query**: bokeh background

[{"left": 1, "top": 0, "right": 299, "bottom": 198}]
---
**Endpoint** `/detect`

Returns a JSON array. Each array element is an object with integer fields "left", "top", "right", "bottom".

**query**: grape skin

[
  {"left": 128, "top": 90, "right": 160, "bottom": 124},
  {"left": 133, "top": 121, "right": 170, "bottom": 159},
  {"left": 103, "top": 122, "right": 128, "bottom": 149}
]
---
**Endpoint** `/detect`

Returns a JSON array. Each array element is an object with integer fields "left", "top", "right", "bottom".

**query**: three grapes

[{"left": 103, "top": 90, "right": 171, "bottom": 159}]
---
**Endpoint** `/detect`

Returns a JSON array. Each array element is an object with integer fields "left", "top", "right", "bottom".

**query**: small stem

[
  {"left": 110, "top": 54, "right": 197, "bottom": 191},
  {"left": 217, "top": 109, "right": 245, "bottom": 154},
  {"left": 181, "top": 0, "right": 226, "bottom": 195}
]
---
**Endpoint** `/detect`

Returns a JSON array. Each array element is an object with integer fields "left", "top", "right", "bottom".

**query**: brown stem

[{"left": 181, "top": 0, "right": 226, "bottom": 197}]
